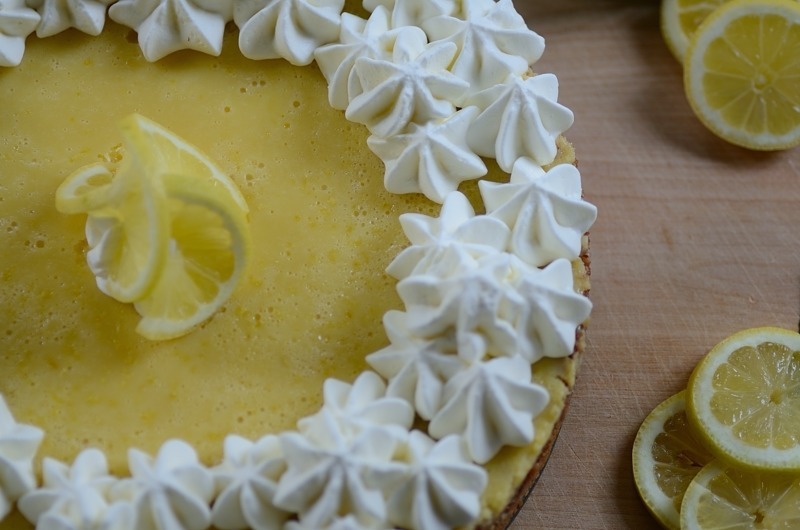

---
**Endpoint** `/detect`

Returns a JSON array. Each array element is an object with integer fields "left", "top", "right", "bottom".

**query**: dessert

[{"left": 0, "top": 0, "right": 596, "bottom": 528}]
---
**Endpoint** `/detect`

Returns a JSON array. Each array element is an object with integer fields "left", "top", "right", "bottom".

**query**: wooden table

[{"left": 511, "top": 1, "right": 800, "bottom": 528}]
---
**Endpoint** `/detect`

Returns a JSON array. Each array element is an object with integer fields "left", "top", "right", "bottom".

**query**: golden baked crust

[{"left": 474, "top": 140, "right": 591, "bottom": 529}]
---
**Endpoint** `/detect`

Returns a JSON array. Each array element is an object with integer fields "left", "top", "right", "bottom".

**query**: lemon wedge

[
  {"left": 633, "top": 391, "right": 714, "bottom": 530},
  {"left": 661, "top": 0, "right": 729, "bottom": 62},
  {"left": 686, "top": 327, "right": 800, "bottom": 472},
  {"left": 56, "top": 114, "right": 250, "bottom": 340},
  {"left": 133, "top": 173, "right": 251, "bottom": 341},
  {"left": 683, "top": 0, "right": 800, "bottom": 150},
  {"left": 680, "top": 460, "right": 800, "bottom": 529}
]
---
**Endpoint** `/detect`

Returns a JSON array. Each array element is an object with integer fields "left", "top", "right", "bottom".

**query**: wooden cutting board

[{"left": 510, "top": 1, "right": 800, "bottom": 528}]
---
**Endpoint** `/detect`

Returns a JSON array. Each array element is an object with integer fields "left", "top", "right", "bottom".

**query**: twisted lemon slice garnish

[{"left": 56, "top": 114, "right": 250, "bottom": 340}]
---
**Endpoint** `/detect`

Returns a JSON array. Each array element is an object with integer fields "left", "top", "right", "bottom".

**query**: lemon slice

[
  {"left": 661, "top": 0, "right": 729, "bottom": 62},
  {"left": 683, "top": 0, "right": 800, "bottom": 150},
  {"left": 56, "top": 114, "right": 250, "bottom": 339},
  {"left": 633, "top": 391, "right": 714, "bottom": 530},
  {"left": 133, "top": 172, "right": 251, "bottom": 341},
  {"left": 57, "top": 155, "right": 170, "bottom": 304},
  {"left": 680, "top": 460, "right": 800, "bottom": 529},
  {"left": 120, "top": 113, "right": 248, "bottom": 214},
  {"left": 54, "top": 163, "right": 114, "bottom": 214},
  {"left": 686, "top": 327, "right": 800, "bottom": 472}
]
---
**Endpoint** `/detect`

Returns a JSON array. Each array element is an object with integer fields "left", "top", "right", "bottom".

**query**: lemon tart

[{"left": 0, "top": 1, "right": 595, "bottom": 528}]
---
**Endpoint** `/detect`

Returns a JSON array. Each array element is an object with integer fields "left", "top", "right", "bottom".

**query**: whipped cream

[
  {"left": 386, "top": 432, "right": 486, "bottom": 530},
  {"left": 235, "top": 0, "right": 344, "bottom": 65},
  {"left": 396, "top": 253, "right": 528, "bottom": 361},
  {"left": 481, "top": 159, "right": 597, "bottom": 267},
  {"left": 365, "top": 0, "right": 456, "bottom": 29},
  {"left": 467, "top": 73, "right": 574, "bottom": 171},
  {"left": 275, "top": 410, "right": 407, "bottom": 528},
  {"left": 285, "top": 513, "right": 391, "bottom": 530},
  {"left": 0, "top": 395, "right": 43, "bottom": 521},
  {"left": 512, "top": 257, "right": 592, "bottom": 362},
  {"left": 345, "top": 27, "right": 468, "bottom": 138},
  {"left": 28, "top": 0, "right": 113, "bottom": 38},
  {"left": 211, "top": 434, "right": 289, "bottom": 530},
  {"left": 423, "top": 0, "right": 545, "bottom": 100},
  {"left": 0, "top": 0, "right": 40, "bottom": 67},
  {"left": 297, "top": 371, "right": 414, "bottom": 444},
  {"left": 429, "top": 353, "right": 549, "bottom": 463},
  {"left": 120, "top": 439, "right": 214, "bottom": 530},
  {"left": 314, "top": 7, "right": 394, "bottom": 110},
  {"left": 367, "top": 311, "right": 463, "bottom": 421},
  {"left": 367, "top": 106, "right": 487, "bottom": 202},
  {"left": 387, "top": 191, "right": 510, "bottom": 280},
  {"left": 109, "top": 0, "right": 234, "bottom": 61},
  {"left": 17, "top": 448, "right": 128, "bottom": 530}
]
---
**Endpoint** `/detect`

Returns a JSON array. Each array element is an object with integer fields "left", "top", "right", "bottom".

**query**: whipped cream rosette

[
  {"left": 0, "top": 397, "right": 43, "bottom": 521},
  {"left": 211, "top": 435, "right": 289, "bottom": 530},
  {"left": 363, "top": 0, "right": 456, "bottom": 29},
  {"left": 109, "top": 0, "right": 234, "bottom": 61},
  {"left": 27, "top": 0, "right": 114, "bottom": 37},
  {"left": 315, "top": 7, "right": 396, "bottom": 110},
  {"left": 17, "top": 448, "right": 128, "bottom": 530},
  {"left": 0, "top": 0, "right": 596, "bottom": 528},
  {"left": 235, "top": 0, "right": 344, "bottom": 65},
  {"left": 0, "top": 0, "right": 40, "bottom": 67}
]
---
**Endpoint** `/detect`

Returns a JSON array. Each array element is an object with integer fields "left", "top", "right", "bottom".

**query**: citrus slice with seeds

[
  {"left": 686, "top": 327, "right": 800, "bottom": 472},
  {"left": 660, "top": 0, "right": 729, "bottom": 62},
  {"left": 683, "top": 0, "right": 800, "bottom": 150},
  {"left": 121, "top": 113, "right": 249, "bottom": 214},
  {"left": 133, "top": 172, "right": 251, "bottom": 341},
  {"left": 680, "top": 460, "right": 800, "bottom": 529},
  {"left": 633, "top": 391, "right": 714, "bottom": 529}
]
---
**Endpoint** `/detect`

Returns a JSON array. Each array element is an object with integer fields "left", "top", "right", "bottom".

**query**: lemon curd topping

[
  {"left": 0, "top": 4, "right": 594, "bottom": 527},
  {"left": 0, "top": 23, "right": 441, "bottom": 474}
]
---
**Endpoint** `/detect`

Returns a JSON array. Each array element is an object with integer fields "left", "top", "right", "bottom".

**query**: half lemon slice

[{"left": 683, "top": 0, "right": 800, "bottom": 150}]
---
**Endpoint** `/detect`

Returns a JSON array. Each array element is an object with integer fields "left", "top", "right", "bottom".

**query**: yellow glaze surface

[
  {"left": 0, "top": 21, "right": 580, "bottom": 530},
  {"left": 0, "top": 24, "right": 442, "bottom": 474}
]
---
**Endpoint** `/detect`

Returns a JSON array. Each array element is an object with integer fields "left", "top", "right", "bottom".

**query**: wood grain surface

[{"left": 510, "top": 1, "right": 800, "bottom": 528}]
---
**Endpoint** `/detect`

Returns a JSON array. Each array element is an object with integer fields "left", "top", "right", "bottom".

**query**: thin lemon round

[
  {"left": 120, "top": 113, "right": 249, "bottom": 214},
  {"left": 633, "top": 391, "right": 714, "bottom": 530},
  {"left": 686, "top": 327, "right": 800, "bottom": 472},
  {"left": 54, "top": 162, "right": 114, "bottom": 214},
  {"left": 680, "top": 460, "right": 800, "bottom": 529},
  {"left": 661, "top": 0, "right": 729, "bottom": 62},
  {"left": 133, "top": 172, "right": 251, "bottom": 341},
  {"left": 683, "top": 0, "right": 800, "bottom": 150}
]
